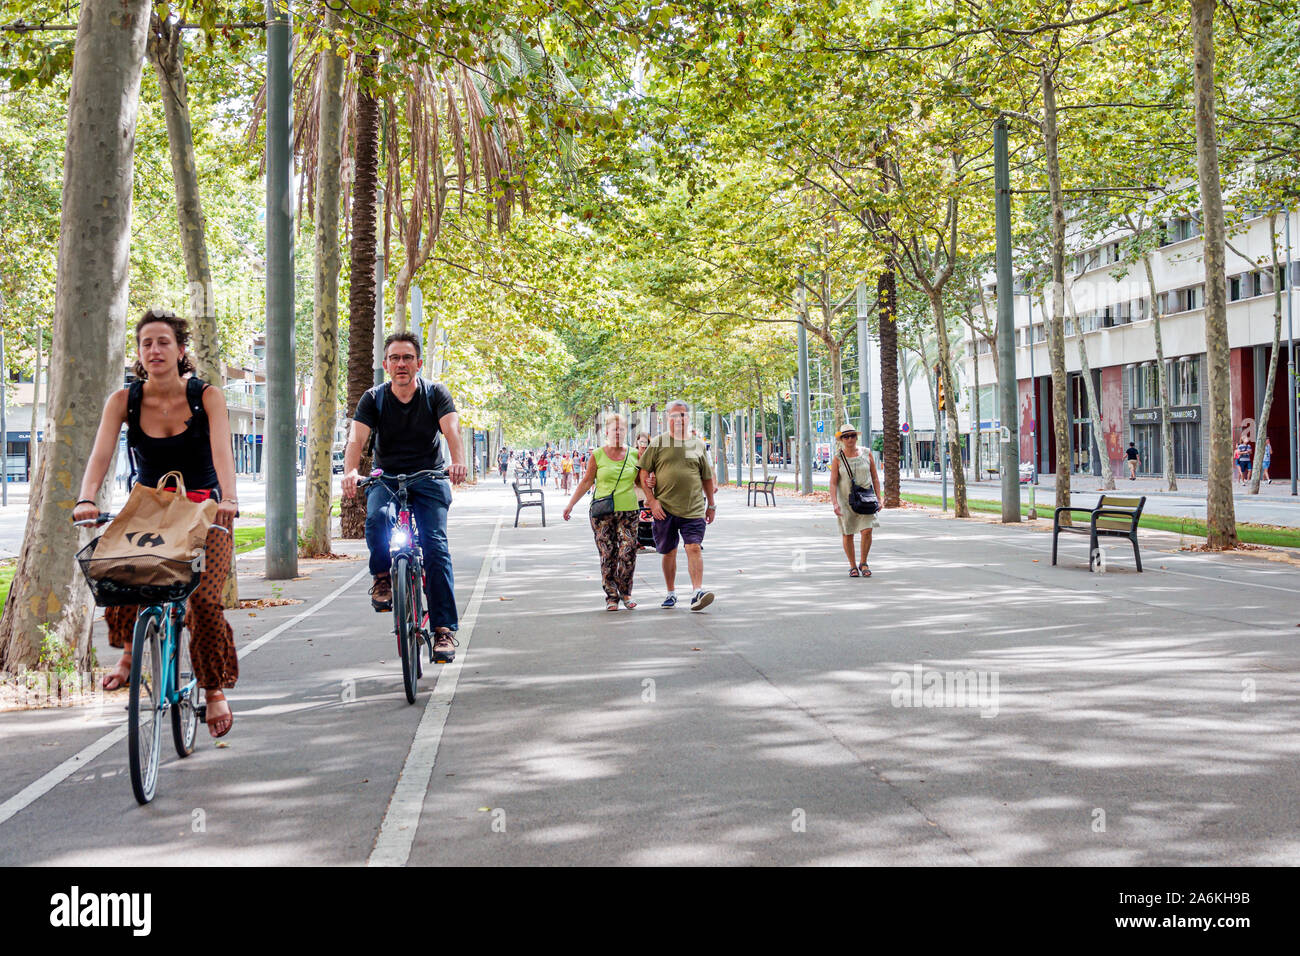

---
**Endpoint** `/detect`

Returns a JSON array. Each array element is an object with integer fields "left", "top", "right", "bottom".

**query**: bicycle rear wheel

[
  {"left": 392, "top": 556, "right": 419, "bottom": 704},
  {"left": 128, "top": 612, "right": 164, "bottom": 804},
  {"left": 170, "top": 614, "right": 199, "bottom": 758}
]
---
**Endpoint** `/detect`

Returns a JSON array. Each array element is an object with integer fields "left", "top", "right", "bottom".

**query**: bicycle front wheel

[
  {"left": 170, "top": 615, "right": 199, "bottom": 759},
  {"left": 128, "top": 612, "right": 164, "bottom": 804},
  {"left": 392, "top": 556, "right": 419, "bottom": 704}
]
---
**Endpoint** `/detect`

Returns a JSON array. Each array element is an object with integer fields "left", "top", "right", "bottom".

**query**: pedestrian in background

[
  {"left": 564, "top": 413, "right": 640, "bottom": 610},
  {"left": 1125, "top": 441, "right": 1139, "bottom": 480},
  {"left": 1263, "top": 438, "right": 1273, "bottom": 484},
  {"left": 1236, "top": 434, "right": 1252, "bottom": 486},
  {"left": 830, "top": 425, "right": 881, "bottom": 577}
]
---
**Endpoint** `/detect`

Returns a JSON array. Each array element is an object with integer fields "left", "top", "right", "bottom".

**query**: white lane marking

[
  {"left": 368, "top": 514, "right": 504, "bottom": 867},
  {"left": 237, "top": 567, "right": 369, "bottom": 659},
  {"left": 0, "top": 727, "right": 126, "bottom": 828},
  {"left": 0, "top": 566, "right": 369, "bottom": 830}
]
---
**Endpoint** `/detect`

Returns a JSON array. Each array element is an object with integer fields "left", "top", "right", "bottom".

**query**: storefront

[{"left": 1124, "top": 355, "right": 1207, "bottom": 478}]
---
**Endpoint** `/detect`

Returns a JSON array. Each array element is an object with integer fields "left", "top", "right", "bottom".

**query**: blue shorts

[{"left": 652, "top": 512, "right": 707, "bottom": 554}]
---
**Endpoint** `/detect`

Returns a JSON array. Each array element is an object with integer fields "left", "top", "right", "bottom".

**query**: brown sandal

[
  {"left": 102, "top": 653, "right": 131, "bottom": 691},
  {"left": 859, "top": 563, "right": 872, "bottom": 577},
  {"left": 205, "top": 690, "right": 234, "bottom": 739}
]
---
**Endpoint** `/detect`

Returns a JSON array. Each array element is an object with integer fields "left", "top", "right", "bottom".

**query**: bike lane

[{"left": 0, "top": 483, "right": 502, "bottom": 865}]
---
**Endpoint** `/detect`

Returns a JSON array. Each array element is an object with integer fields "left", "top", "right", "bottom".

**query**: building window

[
  {"left": 1171, "top": 357, "right": 1201, "bottom": 406},
  {"left": 1230, "top": 275, "right": 1243, "bottom": 301}
]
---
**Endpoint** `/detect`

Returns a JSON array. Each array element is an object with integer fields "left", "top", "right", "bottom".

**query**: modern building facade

[{"left": 966, "top": 208, "right": 1299, "bottom": 481}]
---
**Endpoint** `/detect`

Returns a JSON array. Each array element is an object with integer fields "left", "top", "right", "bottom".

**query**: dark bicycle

[
  {"left": 358, "top": 468, "right": 448, "bottom": 704},
  {"left": 75, "top": 512, "right": 210, "bottom": 804}
]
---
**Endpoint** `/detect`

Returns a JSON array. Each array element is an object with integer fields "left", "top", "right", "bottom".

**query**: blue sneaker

[
  {"left": 660, "top": 594, "right": 677, "bottom": 609},
  {"left": 690, "top": 590, "right": 714, "bottom": 611}
]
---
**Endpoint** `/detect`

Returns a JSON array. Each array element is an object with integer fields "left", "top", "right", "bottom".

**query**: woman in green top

[{"left": 563, "top": 412, "right": 640, "bottom": 610}]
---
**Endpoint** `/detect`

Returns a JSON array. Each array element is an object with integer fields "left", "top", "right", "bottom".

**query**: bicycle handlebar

[
  {"left": 358, "top": 468, "right": 448, "bottom": 490},
  {"left": 73, "top": 513, "right": 116, "bottom": 527}
]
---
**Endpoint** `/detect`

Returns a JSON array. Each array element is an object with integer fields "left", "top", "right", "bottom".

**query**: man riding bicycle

[{"left": 343, "top": 332, "right": 467, "bottom": 663}]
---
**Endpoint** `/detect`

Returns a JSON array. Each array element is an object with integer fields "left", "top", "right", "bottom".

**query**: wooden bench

[
  {"left": 747, "top": 476, "right": 778, "bottom": 507},
  {"left": 1052, "top": 494, "right": 1145, "bottom": 572},
  {"left": 511, "top": 481, "right": 546, "bottom": 527}
]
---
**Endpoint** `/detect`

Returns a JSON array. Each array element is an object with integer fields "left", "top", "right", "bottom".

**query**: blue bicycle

[
  {"left": 76, "top": 513, "right": 207, "bottom": 804},
  {"left": 358, "top": 469, "right": 448, "bottom": 704}
]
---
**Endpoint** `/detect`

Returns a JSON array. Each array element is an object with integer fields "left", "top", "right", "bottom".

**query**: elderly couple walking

[{"left": 563, "top": 401, "right": 717, "bottom": 612}]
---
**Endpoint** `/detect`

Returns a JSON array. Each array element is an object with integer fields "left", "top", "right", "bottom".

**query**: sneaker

[
  {"left": 369, "top": 574, "right": 392, "bottom": 612},
  {"left": 433, "top": 629, "right": 459, "bottom": 663},
  {"left": 690, "top": 590, "right": 714, "bottom": 611},
  {"left": 660, "top": 594, "right": 677, "bottom": 609}
]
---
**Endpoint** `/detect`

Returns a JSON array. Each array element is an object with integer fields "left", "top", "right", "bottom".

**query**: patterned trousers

[
  {"left": 590, "top": 511, "right": 639, "bottom": 600},
  {"left": 105, "top": 517, "right": 238, "bottom": 691}
]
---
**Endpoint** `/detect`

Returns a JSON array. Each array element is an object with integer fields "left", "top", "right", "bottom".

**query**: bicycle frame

[{"left": 139, "top": 600, "right": 196, "bottom": 716}]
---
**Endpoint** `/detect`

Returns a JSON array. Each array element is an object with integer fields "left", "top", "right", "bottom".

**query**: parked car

[{"left": 331, "top": 445, "right": 345, "bottom": 474}]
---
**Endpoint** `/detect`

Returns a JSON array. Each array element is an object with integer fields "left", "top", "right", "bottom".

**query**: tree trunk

[
  {"left": 149, "top": 16, "right": 219, "bottom": 385},
  {"left": 0, "top": 0, "right": 148, "bottom": 671},
  {"left": 302, "top": 14, "right": 344, "bottom": 556},
  {"left": 756, "top": 373, "right": 769, "bottom": 481},
  {"left": 970, "top": 312, "right": 981, "bottom": 480},
  {"left": 1191, "top": 0, "right": 1237, "bottom": 548},
  {"left": 29, "top": 327, "right": 42, "bottom": 479},
  {"left": 714, "top": 411, "right": 729, "bottom": 485},
  {"left": 900, "top": 351, "right": 919, "bottom": 478},
  {"left": 1041, "top": 65, "right": 1072, "bottom": 512},
  {"left": 341, "top": 61, "right": 381, "bottom": 539},
  {"left": 877, "top": 265, "right": 901, "bottom": 506},
  {"left": 1249, "top": 214, "right": 1284, "bottom": 494},
  {"left": 1076, "top": 335, "right": 1115, "bottom": 490},
  {"left": 929, "top": 293, "right": 969, "bottom": 516}
]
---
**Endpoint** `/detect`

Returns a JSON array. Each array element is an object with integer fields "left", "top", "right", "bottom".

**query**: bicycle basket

[{"left": 76, "top": 536, "right": 203, "bottom": 607}]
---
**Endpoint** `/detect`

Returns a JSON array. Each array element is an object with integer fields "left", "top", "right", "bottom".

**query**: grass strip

[
  {"left": 739, "top": 480, "right": 1300, "bottom": 549},
  {"left": 234, "top": 526, "right": 267, "bottom": 554}
]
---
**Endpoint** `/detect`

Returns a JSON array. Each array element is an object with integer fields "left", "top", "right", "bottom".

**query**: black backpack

[{"left": 362, "top": 380, "right": 441, "bottom": 459}]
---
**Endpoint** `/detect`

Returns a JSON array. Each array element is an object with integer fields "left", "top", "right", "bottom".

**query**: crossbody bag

[
  {"left": 590, "top": 450, "right": 630, "bottom": 518},
  {"left": 839, "top": 450, "right": 880, "bottom": 515}
]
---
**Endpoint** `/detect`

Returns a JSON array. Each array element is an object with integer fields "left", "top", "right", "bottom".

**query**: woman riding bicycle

[{"left": 72, "top": 309, "right": 239, "bottom": 738}]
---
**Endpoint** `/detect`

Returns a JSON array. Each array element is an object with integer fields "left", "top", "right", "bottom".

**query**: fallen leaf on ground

[
  {"left": 239, "top": 598, "right": 304, "bottom": 609},
  {"left": 215, "top": 741, "right": 230, "bottom": 749}
]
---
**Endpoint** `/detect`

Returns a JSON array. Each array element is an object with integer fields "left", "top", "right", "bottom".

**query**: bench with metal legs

[
  {"left": 1052, "top": 494, "right": 1145, "bottom": 572},
  {"left": 512, "top": 481, "right": 546, "bottom": 527}
]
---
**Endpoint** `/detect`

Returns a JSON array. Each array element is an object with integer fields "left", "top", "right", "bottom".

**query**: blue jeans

[{"left": 365, "top": 476, "right": 458, "bottom": 632}]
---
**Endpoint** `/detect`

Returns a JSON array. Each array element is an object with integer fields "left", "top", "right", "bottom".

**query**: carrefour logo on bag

[{"left": 124, "top": 531, "right": 166, "bottom": 548}]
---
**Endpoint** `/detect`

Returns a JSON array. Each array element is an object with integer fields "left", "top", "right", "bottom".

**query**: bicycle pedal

[{"left": 196, "top": 704, "right": 207, "bottom": 723}]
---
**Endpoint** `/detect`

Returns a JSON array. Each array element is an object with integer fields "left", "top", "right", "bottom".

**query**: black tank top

[{"left": 126, "top": 377, "right": 220, "bottom": 492}]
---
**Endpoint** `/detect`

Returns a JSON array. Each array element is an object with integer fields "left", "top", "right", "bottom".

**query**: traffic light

[{"left": 935, "top": 364, "right": 946, "bottom": 412}]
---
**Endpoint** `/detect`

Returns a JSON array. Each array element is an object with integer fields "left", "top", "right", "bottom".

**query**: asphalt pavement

[{"left": 2, "top": 479, "right": 1298, "bottom": 865}]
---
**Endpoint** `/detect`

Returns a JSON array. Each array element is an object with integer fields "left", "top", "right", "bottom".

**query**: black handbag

[
  {"left": 590, "top": 449, "right": 630, "bottom": 518},
  {"left": 839, "top": 450, "right": 880, "bottom": 515}
]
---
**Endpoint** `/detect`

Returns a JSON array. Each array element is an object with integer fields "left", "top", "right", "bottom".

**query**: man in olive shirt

[{"left": 638, "top": 400, "right": 717, "bottom": 610}]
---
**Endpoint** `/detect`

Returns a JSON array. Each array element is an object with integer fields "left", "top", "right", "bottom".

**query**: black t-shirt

[
  {"left": 1125, "top": 446, "right": 1139, "bottom": 460},
  {"left": 354, "top": 380, "right": 457, "bottom": 474}
]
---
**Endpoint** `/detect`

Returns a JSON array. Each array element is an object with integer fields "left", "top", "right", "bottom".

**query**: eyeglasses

[{"left": 387, "top": 354, "right": 419, "bottom": 364}]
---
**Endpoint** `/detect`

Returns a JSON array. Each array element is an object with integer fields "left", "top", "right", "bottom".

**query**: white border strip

[
  {"left": 0, "top": 565, "right": 369, "bottom": 830},
  {"left": 368, "top": 514, "right": 503, "bottom": 867}
]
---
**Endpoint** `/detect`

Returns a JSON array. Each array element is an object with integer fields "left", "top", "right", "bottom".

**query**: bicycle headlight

[{"left": 390, "top": 530, "right": 409, "bottom": 550}]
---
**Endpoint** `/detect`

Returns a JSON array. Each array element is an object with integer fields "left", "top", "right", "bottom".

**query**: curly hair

[{"left": 133, "top": 308, "right": 196, "bottom": 380}]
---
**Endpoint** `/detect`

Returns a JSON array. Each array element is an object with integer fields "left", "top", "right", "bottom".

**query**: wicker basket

[{"left": 76, "top": 537, "right": 203, "bottom": 607}]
